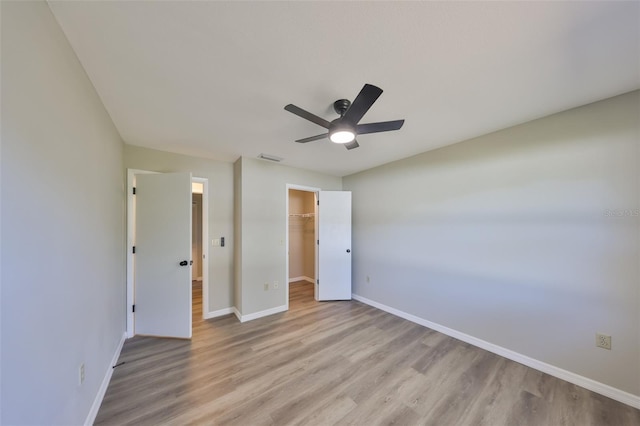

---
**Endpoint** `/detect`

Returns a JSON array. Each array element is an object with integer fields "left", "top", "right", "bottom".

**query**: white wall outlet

[
  {"left": 212, "top": 239, "right": 220, "bottom": 247},
  {"left": 79, "top": 363, "right": 85, "bottom": 385},
  {"left": 264, "top": 283, "right": 269, "bottom": 291},
  {"left": 273, "top": 281, "right": 279, "bottom": 289},
  {"left": 596, "top": 333, "right": 612, "bottom": 350}
]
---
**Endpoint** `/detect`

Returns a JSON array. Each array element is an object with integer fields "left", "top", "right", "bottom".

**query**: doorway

[
  {"left": 191, "top": 177, "right": 209, "bottom": 322},
  {"left": 192, "top": 184, "right": 204, "bottom": 282},
  {"left": 126, "top": 169, "right": 209, "bottom": 338},
  {"left": 285, "top": 186, "right": 353, "bottom": 308},
  {"left": 286, "top": 184, "right": 319, "bottom": 308},
  {"left": 191, "top": 180, "right": 207, "bottom": 323},
  {"left": 288, "top": 189, "right": 317, "bottom": 305}
]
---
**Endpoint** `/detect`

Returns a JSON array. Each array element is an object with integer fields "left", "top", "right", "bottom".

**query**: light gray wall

[
  {"left": 237, "top": 157, "right": 341, "bottom": 315},
  {"left": 124, "top": 145, "right": 234, "bottom": 312},
  {"left": 1, "top": 1, "right": 126, "bottom": 424},
  {"left": 344, "top": 91, "right": 640, "bottom": 396}
]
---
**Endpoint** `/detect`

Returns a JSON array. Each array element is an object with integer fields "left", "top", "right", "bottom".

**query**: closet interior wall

[{"left": 288, "top": 189, "right": 315, "bottom": 283}]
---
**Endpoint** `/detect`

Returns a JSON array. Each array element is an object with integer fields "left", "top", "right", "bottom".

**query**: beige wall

[
  {"left": 344, "top": 91, "right": 640, "bottom": 396},
  {"left": 124, "top": 145, "right": 234, "bottom": 312},
  {"left": 1, "top": 2, "right": 126, "bottom": 423}
]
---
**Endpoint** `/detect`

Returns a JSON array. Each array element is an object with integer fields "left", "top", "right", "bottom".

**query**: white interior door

[
  {"left": 135, "top": 172, "right": 192, "bottom": 338},
  {"left": 317, "top": 191, "right": 352, "bottom": 300}
]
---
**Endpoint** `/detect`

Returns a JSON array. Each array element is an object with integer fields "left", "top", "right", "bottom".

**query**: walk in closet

[{"left": 288, "top": 189, "right": 316, "bottom": 285}]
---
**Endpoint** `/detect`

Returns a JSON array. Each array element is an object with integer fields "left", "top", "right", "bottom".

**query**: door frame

[
  {"left": 285, "top": 184, "right": 320, "bottom": 309},
  {"left": 126, "top": 169, "right": 210, "bottom": 338},
  {"left": 192, "top": 177, "right": 210, "bottom": 319}
]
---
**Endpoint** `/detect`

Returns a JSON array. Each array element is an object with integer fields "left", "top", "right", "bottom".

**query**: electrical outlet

[
  {"left": 79, "top": 363, "right": 85, "bottom": 385},
  {"left": 273, "top": 281, "right": 279, "bottom": 289},
  {"left": 264, "top": 283, "right": 269, "bottom": 291},
  {"left": 596, "top": 333, "right": 612, "bottom": 350}
]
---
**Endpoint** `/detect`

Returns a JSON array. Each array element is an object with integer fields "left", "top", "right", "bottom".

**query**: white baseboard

[
  {"left": 85, "top": 331, "right": 126, "bottom": 426},
  {"left": 204, "top": 307, "right": 234, "bottom": 319},
  {"left": 352, "top": 293, "right": 640, "bottom": 409},
  {"left": 288, "top": 276, "right": 314, "bottom": 284},
  {"left": 234, "top": 304, "right": 288, "bottom": 323}
]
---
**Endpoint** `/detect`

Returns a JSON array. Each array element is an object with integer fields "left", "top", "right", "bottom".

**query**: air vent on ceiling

[{"left": 258, "top": 153, "right": 283, "bottom": 162}]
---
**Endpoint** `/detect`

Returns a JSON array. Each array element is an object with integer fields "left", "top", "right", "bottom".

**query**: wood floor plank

[
  {"left": 95, "top": 281, "right": 640, "bottom": 425},
  {"left": 291, "top": 395, "right": 357, "bottom": 426}
]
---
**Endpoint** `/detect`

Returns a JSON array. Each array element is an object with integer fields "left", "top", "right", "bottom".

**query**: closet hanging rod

[{"left": 288, "top": 213, "right": 315, "bottom": 218}]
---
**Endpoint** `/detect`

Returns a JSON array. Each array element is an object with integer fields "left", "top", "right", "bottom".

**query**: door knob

[
  {"left": 346, "top": 249, "right": 351, "bottom": 253},
  {"left": 179, "top": 260, "right": 188, "bottom": 266}
]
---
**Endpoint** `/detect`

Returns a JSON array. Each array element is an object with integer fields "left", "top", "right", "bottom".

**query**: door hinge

[
  {"left": 132, "top": 304, "right": 135, "bottom": 313},
  {"left": 317, "top": 240, "right": 319, "bottom": 245},
  {"left": 132, "top": 187, "right": 136, "bottom": 195},
  {"left": 317, "top": 200, "right": 319, "bottom": 206},
  {"left": 132, "top": 246, "right": 136, "bottom": 254},
  {"left": 317, "top": 279, "right": 319, "bottom": 285}
]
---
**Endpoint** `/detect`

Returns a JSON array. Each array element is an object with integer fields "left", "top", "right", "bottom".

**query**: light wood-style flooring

[{"left": 95, "top": 281, "right": 640, "bottom": 425}]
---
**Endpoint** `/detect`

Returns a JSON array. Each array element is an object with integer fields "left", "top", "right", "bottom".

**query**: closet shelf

[{"left": 289, "top": 213, "right": 315, "bottom": 218}]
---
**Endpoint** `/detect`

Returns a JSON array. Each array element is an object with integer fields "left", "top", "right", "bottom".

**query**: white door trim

[{"left": 285, "top": 184, "right": 320, "bottom": 310}]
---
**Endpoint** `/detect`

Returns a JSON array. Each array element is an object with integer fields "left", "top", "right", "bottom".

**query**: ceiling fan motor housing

[
  {"left": 331, "top": 99, "right": 356, "bottom": 142},
  {"left": 333, "top": 99, "right": 351, "bottom": 117}
]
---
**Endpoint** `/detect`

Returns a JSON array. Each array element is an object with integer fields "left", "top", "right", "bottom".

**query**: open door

[
  {"left": 135, "top": 172, "right": 192, "bottom": 338},
  {"left": 317, "top": 191, "right": 352, "bottom": 300}
]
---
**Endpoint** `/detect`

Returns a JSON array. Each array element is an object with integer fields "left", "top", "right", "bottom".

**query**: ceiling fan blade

[
  {"left": 344, "top": 140, "right": 359, "bottom": 150},
  {"left": 356, "top": 119, "right": 405, "bottom": 135},
  {"left": 284, "top": 104, "right": 331, "bottom": 129},
  {"left": 342, "top": 84, "right": 383, "bottom": 124},
  {"left": 295, "top": 133, "right": 328, "bottom": 143}
]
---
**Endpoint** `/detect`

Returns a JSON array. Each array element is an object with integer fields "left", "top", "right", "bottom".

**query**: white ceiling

[{"left": 48, "top": 1, "right": 639, "bottom": 177}]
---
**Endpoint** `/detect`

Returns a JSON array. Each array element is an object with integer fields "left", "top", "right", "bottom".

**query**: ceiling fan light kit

[
  {"left": 284, "top": 84, "right": 405, "bottom": 150},
  {"left": 330, "top": 129, "right": 356, "bottom": 144}
]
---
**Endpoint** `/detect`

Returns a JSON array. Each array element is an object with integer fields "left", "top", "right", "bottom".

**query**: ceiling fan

[{"left": 284, "top": 84, "right": 405, "bottom": 150}]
